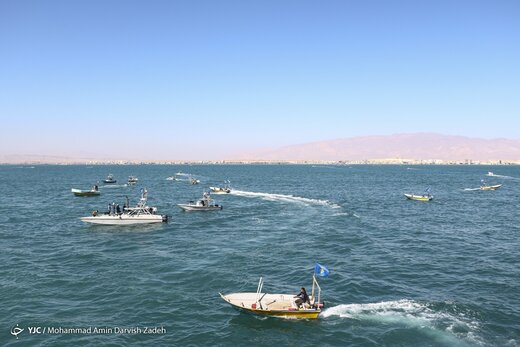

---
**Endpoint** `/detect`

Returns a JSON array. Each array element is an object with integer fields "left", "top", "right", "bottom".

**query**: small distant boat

[
  {"left": 178, "top": 192, "right": 222, "bottom": 211},
  {"left": 220, "top": 265, "right": 327, "bottom": 319},
  {"left": 81, "top": 189, "right": 168, "bottom": 225},
  {"left": 103, "top": 174, "right": 117, "bottom": 184},
  {"left": 189, "top": 177, "right": 200, "bottom": 185},
  {"left": 71, "top": 185, "right": 100, "bottom": 197},
  {"left": 128, "top": 176, "right": 139, "bottom": 184},
  {"left": 405, "top": 188, "right": 433, "bottom": 201},
  {"left": 480, "top": 183, "right": 502, "bottom": 191},
  {"left": 210, "top": 180, "right": 232, "bottom": 194},
  {"left": 405, "top": 193, "right": 433, "bottom": 201},
  {"left": 486, "top": 172, "right": 496, "bottom": 177},
  {"left": 166, "top": 176, "right": 178, "bottom": 181}
]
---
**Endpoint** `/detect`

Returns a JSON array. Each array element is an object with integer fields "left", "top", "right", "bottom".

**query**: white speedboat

[
  {"left": 72, "top": 185, "right": 100, "bottom": 197},
  {"left": 103, "top": 174, "right": 117, "bottom": 184},
  {"left": 81, "top": 189, "right": 168, "bottom": 225},
  {"left": 480, "top": 180, "right": 502, "bottom": 191},
  {"left": 486, "top": 172, "right": 495, "bottom": 176},
  {"left": 220, "top": 270, "right": 325, "bottom": 319},
  {"left": 178, "top": 192, "right": 223, "bottom": 211},
  {"left": 404, "top": 188, "right": 432, "bottom": 201},
  {"left": 210, "top": 180, "right": 232, "bottom": 194},
  {"left": 480, "top": 184, "right": 502, "bottom": 191},
  {"left": 128, "top": 176, "right": 139, "bottom": 184},
  {"left": 404, "top": 193, "right": 433, "bottom": 201}
]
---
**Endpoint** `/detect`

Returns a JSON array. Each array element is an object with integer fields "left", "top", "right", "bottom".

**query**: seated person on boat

[{"left": 293, "top": 287, "right": 311, "bottom": 309}]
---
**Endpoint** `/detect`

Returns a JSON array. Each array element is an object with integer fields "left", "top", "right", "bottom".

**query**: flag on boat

[{"left": 314, "top": 263, "right": 330, "bottom": 277}]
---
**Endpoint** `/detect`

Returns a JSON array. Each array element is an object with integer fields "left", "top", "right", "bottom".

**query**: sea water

[{"left": 1, "top": 164, "right": 519, "bottom": 346}]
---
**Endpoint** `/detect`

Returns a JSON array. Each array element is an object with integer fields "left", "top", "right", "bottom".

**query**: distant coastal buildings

[
  {"left": 1, "top": 158, "right": 518, "bottom": 165},
  {"left": 3, "top": 134, "right": 520, "bottom": 165}
]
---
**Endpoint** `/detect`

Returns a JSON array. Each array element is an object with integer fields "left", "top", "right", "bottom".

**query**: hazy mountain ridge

[
  {"left": 3, "top": 133, "right": 520, "bottom": 164},
  {"left": 237, "top": 133, "right": 520, "bottom": 161}
]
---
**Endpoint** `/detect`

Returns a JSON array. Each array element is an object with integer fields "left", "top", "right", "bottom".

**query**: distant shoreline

[{"left": 1, "top": 159, "right": 519, "bottom": 165}]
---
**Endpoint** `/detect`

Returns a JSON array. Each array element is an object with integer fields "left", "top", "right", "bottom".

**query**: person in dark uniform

[{"left": 293, "top": 287, "right": 310, "bottom": 308}]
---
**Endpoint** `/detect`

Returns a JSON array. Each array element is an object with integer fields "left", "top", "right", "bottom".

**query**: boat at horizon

[{"left": 103, "top": 174, "right": 117, "bottom": 184}]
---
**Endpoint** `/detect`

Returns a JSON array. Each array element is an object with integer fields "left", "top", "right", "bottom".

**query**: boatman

[{"left": 293, "top": 287, "right": 310, "bottom": 309}]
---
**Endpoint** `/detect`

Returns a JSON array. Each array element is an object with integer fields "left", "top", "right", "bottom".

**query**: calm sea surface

[{"left": 1, "top": 164, "right": 519, "bottom": 346}]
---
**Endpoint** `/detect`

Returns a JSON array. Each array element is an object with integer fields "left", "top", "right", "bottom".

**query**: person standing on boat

[{"left": 293, "top": 287, "right": 310, "bottom": 308}]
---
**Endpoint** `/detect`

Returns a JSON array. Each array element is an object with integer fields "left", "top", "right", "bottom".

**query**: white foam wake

[
  {"left": 322, "top": 299, "right": 425, "bottom": 319},
  {"left": 230, "top": 190, "right": 341, "bottom": 209},
  {"left": 100, "top": 184, "right": 128, "bottom": 189},
  {"left": 488, "top": 174, "right": 518, "bottom": 179},
  {"left": 321, "top": 300, "right": 481, "bottom": 344}
]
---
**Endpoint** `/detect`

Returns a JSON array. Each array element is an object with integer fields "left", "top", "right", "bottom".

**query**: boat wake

[
  {"left": 321, "top": 300, "right": 481, "bottom": 345},
  {"left": 100, "top": 184, "right": 128, "bottom": 189},
  {"left": 230, "top": 190, "right": 341, "bottom": 209},
  {"left": 463, "top": 188, "right": 480, "bottom": 191},
  {"left": 487, "top": 173, "right": 518, "bottom": 179}
]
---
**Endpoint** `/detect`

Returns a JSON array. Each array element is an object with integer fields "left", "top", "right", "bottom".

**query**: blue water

[{"left": 1, "top": 164, "right": 519, "bottom": 346}]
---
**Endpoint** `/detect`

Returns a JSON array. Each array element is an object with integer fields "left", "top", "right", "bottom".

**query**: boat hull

[
  {"left": 231, "top": 306, "right": 320, "bottom": 319},
  {"left": 71, "top": 189, "right": 100, "bottom": 197},
  {"left": 480, "top": 184, "right": 502, "bottom": 191},
  {"left": 80, "top": 215, "right": 166, "bottom": 225},
  {"left": 177, "top": 204, "right": 223, "bottom": 211},
  {"left": 405, "top": 194, "right": 433, "bottom": 201},
  {"left": 74, "top": 191, "right": 100, "bottom": 197},
  {"left": 220, "top": 292, "right": 321, "bottom": 319},
  {"left": 209, "top": 187, "right": 231, "bottom": 194}
]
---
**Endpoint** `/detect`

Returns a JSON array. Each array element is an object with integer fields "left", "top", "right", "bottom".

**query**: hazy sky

[{"left": 1, "top": 0, "right": 519, "bottom": 160}]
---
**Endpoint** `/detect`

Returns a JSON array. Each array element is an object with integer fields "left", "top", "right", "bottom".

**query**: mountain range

[{"left": 235, "top": 133, "right": 520, "bottom": 162}]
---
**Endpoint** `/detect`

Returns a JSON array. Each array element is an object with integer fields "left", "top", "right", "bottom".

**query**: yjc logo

[{"left": 10, "top": 324, "right": 24, "bottom": 339}]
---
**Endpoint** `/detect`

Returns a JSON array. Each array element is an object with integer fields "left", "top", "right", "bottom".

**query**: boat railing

[
  {"left": 311, "top": 274, "right": 321, "bottom": 307},
  {"left": 256, "top": 277, "right": 264, "bottom": 304}
]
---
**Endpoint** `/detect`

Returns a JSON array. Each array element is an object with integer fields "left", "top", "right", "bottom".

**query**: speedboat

[
  {"left": 220, "top": 269, "right": 325, "bottom": 319},
  {"left": 128, "top": 176, "right": 139, "bottom": 184},
  {"left": 81, "top": 189, "right": 168, "bottom": 225},
  {"left": 166, "top": 176, "right": 178, "bottom": 181},
  {"left": 71, "top": 185, "right": 100, "bottom": 197},
  {"left": 404, "top": 193, "right": 433, "bottom": 201},
  {"left": 210, "top": 180, "right": 232, "bottom": 194},
  {"left": 209, "top": 186, "right": 231, "bottom": 194},
  {"left": 486, "top": 172, "right": 495, "bottom": 177},
  {"left": 177, "top": 192, "right": 222, "bottom": 211},
  {"left": 189, "top": 177, "right": 200, "bottom": 185},
  {"left": 480, "top": 184, "right": 502, "bottom": 191},
  {"left": 103, "top": 174, "right": 117, "bottom": 184}
]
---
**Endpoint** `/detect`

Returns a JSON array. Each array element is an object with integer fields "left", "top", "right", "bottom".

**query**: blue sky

[{"left": 1, "top": 0, "right": 519, "bottom": 160}]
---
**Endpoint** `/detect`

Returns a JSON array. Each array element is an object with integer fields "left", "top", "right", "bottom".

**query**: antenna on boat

[{"left": 256, "top": 277, "right": 264, "bottom": 303}]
